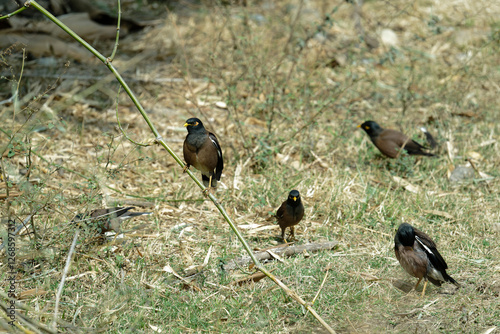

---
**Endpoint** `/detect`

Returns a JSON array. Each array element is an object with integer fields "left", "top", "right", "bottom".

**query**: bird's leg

[
  {"left": 289, "top": 226, "right": 296, "bottom": 241},
  {"left": 414, "top": 277, "right": 422, "bottom": 290},
  {"left": 421, "top": 280, "right": 428, "bottom": 297},
  {"left": 182, "top": 163, "right": 190, "bottom": 173},
  {"left": 202, "top": 175, "right": 213, "bottom": 196},
  {"left": 281, "top": 228, "right": 287, "bottom": 243}
]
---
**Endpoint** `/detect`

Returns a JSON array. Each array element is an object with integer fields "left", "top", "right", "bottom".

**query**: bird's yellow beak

[
  {"left": 293, "top": 196, "right": 297, "bottom": 201},
  {"left": 184, "top": 123, "right": 189, "bottom": 127},
  {"left": 357, "top": 124, "right": 362, "bottom": 128}
]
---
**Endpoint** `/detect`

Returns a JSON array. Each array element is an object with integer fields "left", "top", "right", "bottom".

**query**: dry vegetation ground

[{"left": 1, "top": 0, "right": 499, "bottom": 332}]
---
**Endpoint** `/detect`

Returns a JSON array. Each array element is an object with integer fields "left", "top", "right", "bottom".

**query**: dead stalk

[{"left": 52, "top": 230, "right": 79, "bottom": 330}]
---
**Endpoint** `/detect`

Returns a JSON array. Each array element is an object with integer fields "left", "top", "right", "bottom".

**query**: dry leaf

[
  {"left": 245, "top": 117, "right": 266, "bottom": 128},
  {"left": 445, "top": 140, "right": 455, "bottom": 161},
  {"left": 253, "top": 225, "right": 279, "bottom": 232},
  {"left": 266, "top": 249, "right": 285, "bottom": 262},
  {"left": 392, "top": 176, "right": 420, "bottom": 193},
  {"left": 66, "top": 271, "right": 97, "bottom": 281},
  {"left": 149, "top": 324, "right": 162, "bottom": 333},
  {"left": 478, "top": 139, "right": 496, "bottom": 147},
  {"left": 466, "top": 151, "right": 484, "bottom": 161},
  {"left": 233, "top": 162, "right": 243, "bottom": 190},
  {"left": 452, "top": 111, "right": 479, "bottom": 118},
  {"left": 238, "top": 223, "right": 262, "bottom": 229},
  {"left": 478, "top": 171, "right": 493, "bottom": 179},
  {"left": 481, "top": 326, "right": 497, "bottom": 334},
  {"left": 19, "top": 289, "right": 48, "bottom": 300}
]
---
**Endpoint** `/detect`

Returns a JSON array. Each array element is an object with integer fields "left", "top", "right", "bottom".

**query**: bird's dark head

[
  {"left": 287, "top": 190, "right": 301, "bottom": 206},
  {"left": 358, "top": 120, "right": 383, "bottom": 137},
  {"left": 184, "top": 118, "right": 205, "bottom": 133},
  {"left": 396, "top": 223, "right": 415, "bottom": 246}
]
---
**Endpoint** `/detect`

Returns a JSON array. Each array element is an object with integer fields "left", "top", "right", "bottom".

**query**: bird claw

[{"left": 183, "top": 164, "right": 190, "bottom": 173}]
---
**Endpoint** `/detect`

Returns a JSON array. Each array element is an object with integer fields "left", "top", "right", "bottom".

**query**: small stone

[
  {"left": 449, "top": 166, "right": 475, "bottom": 182},
  {"left": 215, "top": 101, "right": 227, "bottom": 109},
  {"left": 380, "top": 29, "right": 398, "bottom": 47}
]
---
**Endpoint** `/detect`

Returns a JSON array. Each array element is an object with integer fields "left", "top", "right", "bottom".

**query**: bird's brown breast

[
  {"left": 277, "top": 203, "right": 304, "bottom": 229},
  {"left": 395, "top": 244, "right": 428, "bottom": 279},
  {"left": 183, "top": 138, "right": 218, "bottom": 174}
]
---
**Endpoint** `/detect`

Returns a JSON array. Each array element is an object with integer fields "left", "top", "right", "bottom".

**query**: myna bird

[
  {"left": 183, "top": 118, "right": 224, "bottom": 190},
  {"left": 276, "top": 190, "right": 304, "bottom": 242},
  {"left": 73, "top": 207, "right": 152, "bottom": 234},
  {"left": 394, "top": 223, "right": 460, "bottom": 296},
  {"left": 358, "top": 120, "right": 435, "bottom": 158}
]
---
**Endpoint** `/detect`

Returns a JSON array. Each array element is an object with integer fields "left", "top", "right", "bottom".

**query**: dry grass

[{"left": 1, "top": 0, "right": 499, "bottom": 333}]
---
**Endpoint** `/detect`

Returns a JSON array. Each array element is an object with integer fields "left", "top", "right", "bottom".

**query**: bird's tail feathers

[
  {"left": 125, "top": 212, "right": 153, "bottom": 218},
  {"left": 445, "top": 273, "right": 461, "bottom": 287}
]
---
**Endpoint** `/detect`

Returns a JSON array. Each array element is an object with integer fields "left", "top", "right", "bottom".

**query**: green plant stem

[
  {"left": 0, "top": 6, "right": 27, "bottom": 20},
  {"left": 22, "top": 2, "right": 336, "bottom": 332},
  {"left": 109, "top": 0, "right": 122, "bottom": 61}
]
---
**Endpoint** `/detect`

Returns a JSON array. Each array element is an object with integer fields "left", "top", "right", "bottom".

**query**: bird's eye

[
  {"left": 365, "top": 126, "right": 370, "bottom": 130},
  {"left": 194, "top": 122, "right": 199, "bottom": 126}
]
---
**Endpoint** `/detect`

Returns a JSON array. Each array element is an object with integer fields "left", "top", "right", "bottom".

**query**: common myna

[
  {"left": 394, "top": 223, "right": 460, "bottom": 296},
  {"left": 73, "top": 207, "right": 152, "bottom": 234},
  {"left": 276, "top": 190, "right": 304, "bottom": 242},
  {"left": 358, "top": 120, "right": 435, "bottom": 158},
  {"left": 183, "top": 118, "right": 224, "bottom": 190}
]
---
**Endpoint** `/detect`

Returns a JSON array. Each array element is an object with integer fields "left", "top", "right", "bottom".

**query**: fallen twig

[{"left": 231, "top": 271, "right": 268, "bottom": 286}]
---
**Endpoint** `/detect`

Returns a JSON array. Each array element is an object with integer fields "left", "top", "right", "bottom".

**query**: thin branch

[
  {"left": 12, "top": 48, "right": 26, "bottom": 122},
  {"left": 115, "top": 89, "right": 152, "bottom": 147},
  {"left": 305, "top": 268, "right": 329, "bottom": 317},
  {"left": 0, "top": 214, "right": 32, "bottom": 252},
  {"left": 52, "top": 230, "right": 79, "bottom": 330},
  {"left": 0, "top": 5, "right": 27, "bottom": 20},
  {"left": 109, "top": 0, "right": 122, "bottom": 61}
]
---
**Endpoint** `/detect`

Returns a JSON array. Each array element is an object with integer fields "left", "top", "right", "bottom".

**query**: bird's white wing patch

[
  {"left": 209, "top": 134, "right": 222, "bottom": 158},
  {"left": 415, "top": 235, "right": 434, "bottom": 255}
]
